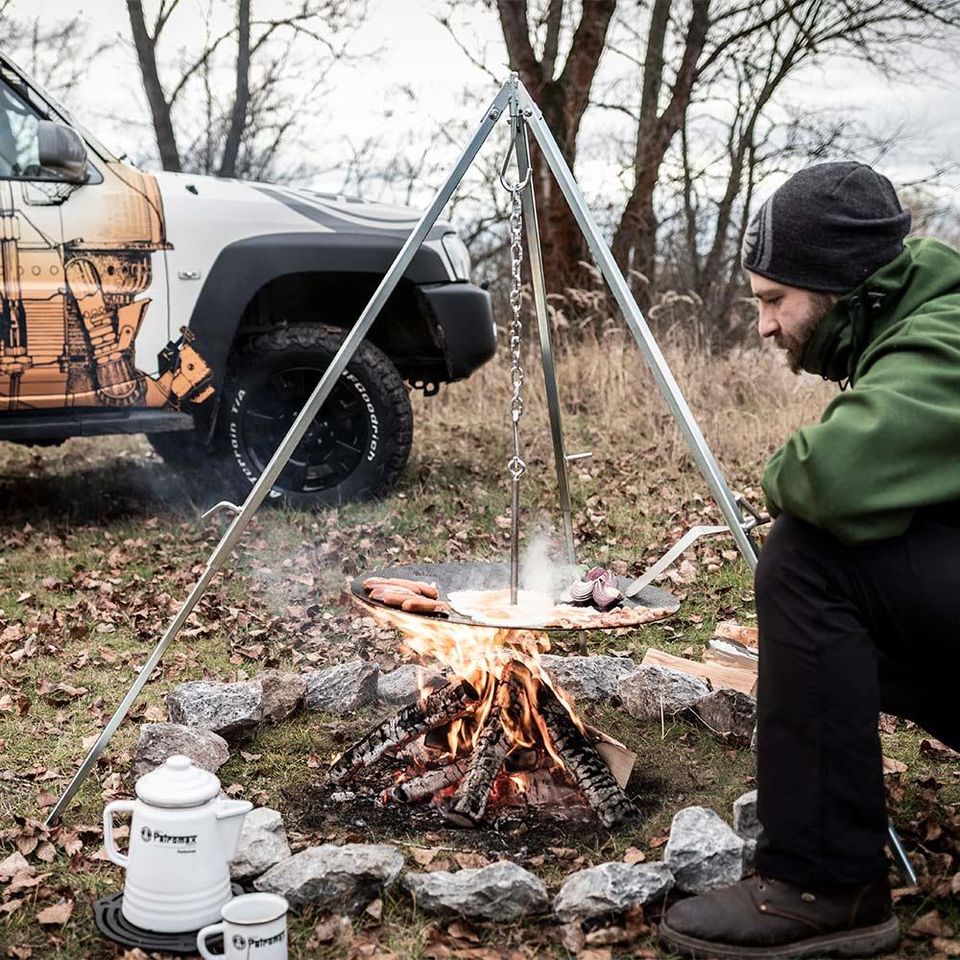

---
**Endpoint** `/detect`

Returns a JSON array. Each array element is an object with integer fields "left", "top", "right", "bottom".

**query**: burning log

[
  {"left": 445, "top": 663, "right": 531, "bottom": 827},
  {"left": 384, "top": 759, "right": 471, "bottom": 804},
  {"left": 444, "top": 701, "right": 510, "bottom": 827},
  {"left": 329, "top": 678, "right": 479, "bottom": 784},
  {"left": 535, "top": 677, "right": 639, "bottom": 828}
]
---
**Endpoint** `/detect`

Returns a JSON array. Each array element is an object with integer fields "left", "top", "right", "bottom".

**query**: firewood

[
  {"left": 444, "top": 663, "right": 530, "bottom": 827},
  {"left": 444, "top": 701, "right": 510, "bottom": 827},
  {"left": 385, "top": 759, "right": 471, "bottom": 804},
  {"left": 714, "top": 620, "right": 759, "bottom": 649},
  {"left": 641, "top": 648, "right": 757, "bottom": 697},
  {"left": 534, "top": 672, "right": 638, "bottom": 828},
  {"left": 329, "top": 678, "right": 479, "bottom": 784}
]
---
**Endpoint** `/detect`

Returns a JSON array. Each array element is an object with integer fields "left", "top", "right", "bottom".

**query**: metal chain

[{"left": 507, "top": 183, "right": 526, "bottom": 482}]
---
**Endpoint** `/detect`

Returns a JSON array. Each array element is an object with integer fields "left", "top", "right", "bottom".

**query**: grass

[{"left": 0, "top": 337, "right": 957, "bottom": 958}]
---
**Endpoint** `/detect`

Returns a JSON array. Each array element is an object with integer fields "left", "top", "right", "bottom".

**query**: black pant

[{"left": 754, "top": 513, "right": 960, "bottom": 886}]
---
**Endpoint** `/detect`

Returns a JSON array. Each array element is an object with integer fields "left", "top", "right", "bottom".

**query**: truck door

[{"left": 0, "top": 76, "right": 67, "bottom": 411}]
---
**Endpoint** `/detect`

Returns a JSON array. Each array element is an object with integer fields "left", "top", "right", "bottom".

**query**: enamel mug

[{"left": 197, "top": 892, "right": 290, "bottom": 960}]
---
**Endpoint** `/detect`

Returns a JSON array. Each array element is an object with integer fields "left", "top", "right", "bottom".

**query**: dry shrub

[{"left": 413, "top": 326, "right": 834, "bottom": 486}]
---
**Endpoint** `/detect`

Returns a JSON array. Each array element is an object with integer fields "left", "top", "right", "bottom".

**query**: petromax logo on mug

[
  {"left": 140, "top": 824, "right": 197, "bottom": 846},
  {"left": 231, "top": 930, "right": 286, "bottom": 950}
]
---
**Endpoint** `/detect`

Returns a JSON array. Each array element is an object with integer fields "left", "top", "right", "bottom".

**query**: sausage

[
  {"left": 363, "top": 577, "right": 440, "bottom": 599},
  {"left": 401, "top": 596, "right": 448, "bottom": 614}
]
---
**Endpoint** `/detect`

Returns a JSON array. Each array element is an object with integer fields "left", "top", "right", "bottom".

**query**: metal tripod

[{"left": 43, "top": 74, "right": 918, "bottom": 885}]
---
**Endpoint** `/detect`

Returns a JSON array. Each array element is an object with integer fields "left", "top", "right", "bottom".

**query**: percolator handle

[{"left": 102, "top": 799, "right": 136, "bottom": 868}]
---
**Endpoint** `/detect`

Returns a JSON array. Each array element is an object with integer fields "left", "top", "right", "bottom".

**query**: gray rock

[
  {"left": 690, "top": 689, "right": 757, "bottom": 745},
  {"left": 258, "top": 671, "right": 306, "bottom": 722},
  {"left": 377, "top": 664, "right": 446, "bottom": 706},
  {"left": 617, "top": 665, "right": 711, "bottom": 720},
  {"left": 733, "top": 790, "right": 761, "bottom": 842},
  {"left": 553, "top": 861, "right": 674, "bottom": 921},
  {"left": 132, "top": 723, "right": 230, "bottom": 780},
  {"left": 665, "top": 806, "right": 745, "bottom": 894},
  {"left": 230, "top": 807, "right": 292, "bottom": 882},
  {"left": 540, "top": 655, "right": 637, "bottom": 703},
  {"left": 403, "top": 861, "right": 548, "bottom": 921},
  {"left": 742, "top": 838, "right": 757, "bottom": 874},
  {"left": 166, "top": 681, "right": 263, "bottom": 743},
  {"left": 254, "top": 843, "right": 403, "bottom": 913},
  {"left": 303, "top": 660, "right": 379, "bottom": 715}
]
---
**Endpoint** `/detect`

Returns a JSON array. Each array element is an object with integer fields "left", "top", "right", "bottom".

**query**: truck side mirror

[{"left": 37, "top": 120, "right": 88, "bottom": 183}]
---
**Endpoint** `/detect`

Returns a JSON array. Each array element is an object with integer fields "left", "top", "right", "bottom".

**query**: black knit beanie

[{"left": 741, "top": 161, "right": 911, "bottom": 292}]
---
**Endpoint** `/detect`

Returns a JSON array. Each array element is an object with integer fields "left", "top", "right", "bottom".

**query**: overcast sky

[{"left": 10, "top": 0, "right": 960, "bottom": 226}]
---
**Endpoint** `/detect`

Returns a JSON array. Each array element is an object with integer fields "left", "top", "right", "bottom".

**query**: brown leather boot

[{"left": 657, "top": 875, "right": 900, "bottom": 958}]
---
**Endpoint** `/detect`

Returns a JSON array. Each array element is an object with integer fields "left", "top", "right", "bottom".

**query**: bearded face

[{"left": 748, "top": 274, "right": 839, "bottom": 374}]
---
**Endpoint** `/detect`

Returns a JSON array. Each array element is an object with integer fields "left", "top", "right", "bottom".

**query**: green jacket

[{"left": 761, "top": 237, "right": 960, "bottom": 544}]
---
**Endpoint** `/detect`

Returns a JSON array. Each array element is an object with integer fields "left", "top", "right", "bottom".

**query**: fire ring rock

[
  {"left": 303, "top": 660, "right": 379, "bottom": 715},
  {"left": 254, "top": 843, "right": 403, "bottom": 913},
  {"left": 690, "top": 688, "right": 757, "bottom": 745},
  {"left": 540, "top": 655, "right": 637, "bottom": 703},
  {"left": 257, "top": 671, "right": 306, "bottom": 722},
  {"left": 553, "top": 861, "right": 674, "bottom": 921},
  {"left": 166, "top": 680, "right": 263, "bottom": 743},
  {"left": 377, "top": 664, "right": 447, "bottom": 707},
  {"left": 132, "top": 723, "right": 230, "bottom": 780},
  {"left": 664, "top": 806, "right": 745, "bottom": 894},
  {"left": 403, "top": 861, "right": 549, "bottom": 921},
  {"left": 733, "top": 789, "right": 760, "bottom": 841},
  {"left": 617, "top": 665, "right": 711, "bottom": 720},
  {"left": 230, "top": 807, "right": 292, "bottom": 882}
]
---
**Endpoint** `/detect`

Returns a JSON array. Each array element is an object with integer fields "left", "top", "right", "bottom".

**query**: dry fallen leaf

[
  {"left": 623, "top": 846, "right": 646, "bottom": 864},
  {"left": 453, "top": 851, "right": 489, "bottom": 870},
  {"left": 0, "top": 851, "right": 30, "bottom": 879},
  {"left": 312, "top": 914, "right": 352, "bottom": 945},
  {"left": 577, "top": 949, "right": 613, "bottom": 960},
  {"left": 558, "top": 919, "right": 585, "bottom": 953},
  {"left": 411, "top": 847, "right": 439, "bottom": 867},
  {"left": 364, "top": 898, "right": 383, "bottom": 921},
  {"left": 447, "top": 920, "right": 482, "bottom": 943},
  {"left": 882, "top": 756, "right": 907, "bottom": 776},
  {"left": 920, "top": 738, "right": 960, "bottom": 762},
  {"left": 37, "top": 899, "right": 73, "bottom": 925},
  {"left": 911, "top": 908, "right": 947, "bottom": 938}
]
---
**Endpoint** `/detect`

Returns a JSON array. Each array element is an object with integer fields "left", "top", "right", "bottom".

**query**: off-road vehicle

[{"left": 0, "top": 53, "right": 496, "bottom": 506}]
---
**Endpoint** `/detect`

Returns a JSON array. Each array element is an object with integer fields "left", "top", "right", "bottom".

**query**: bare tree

[
  {"left": 125, "top": 0, "right": 367, "bottom": 179},
  {"left": 443, "top": 0, "right": 960, "bottom": 326},
  {"left": 0, "top": 1, "right": 114, "bottom": 98}
]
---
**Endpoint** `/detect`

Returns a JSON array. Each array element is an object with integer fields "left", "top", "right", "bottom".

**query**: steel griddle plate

[{"left": 351, "top": 561, "right": 679, "bottom": 631}]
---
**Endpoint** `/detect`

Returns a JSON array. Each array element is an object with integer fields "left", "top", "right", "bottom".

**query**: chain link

[{"left": 506, "top": 182, "right": 526, "bottom": 481}]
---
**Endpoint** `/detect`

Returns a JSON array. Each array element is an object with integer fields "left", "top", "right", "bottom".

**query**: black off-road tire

[{"left": 218, "top": 324, "right": 413, "bottom": 509}]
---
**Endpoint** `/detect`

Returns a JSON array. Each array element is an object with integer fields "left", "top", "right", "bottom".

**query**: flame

[{"left": 369, "top": 605, "right": 586, "bottom": 767}]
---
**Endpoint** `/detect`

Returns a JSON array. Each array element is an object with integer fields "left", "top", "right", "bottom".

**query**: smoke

[{"left": 519, "top": 530, "right": 571, "bottom": 597}]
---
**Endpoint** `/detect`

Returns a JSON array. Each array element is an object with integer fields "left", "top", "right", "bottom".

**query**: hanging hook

[{"left": 499, "top": 117, "right": 533, "bottom": 193}]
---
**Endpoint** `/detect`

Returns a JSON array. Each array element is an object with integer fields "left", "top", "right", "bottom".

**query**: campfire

[{"left": 329, "top": 610, "right": 638, "bottom": 829}]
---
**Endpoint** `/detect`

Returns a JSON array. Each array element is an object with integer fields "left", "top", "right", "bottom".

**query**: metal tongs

[{"left": 625, "top": 497, "right": 768, "bottom": 598}]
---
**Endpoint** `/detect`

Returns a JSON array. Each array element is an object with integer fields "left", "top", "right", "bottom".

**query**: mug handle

[
  {"left": 102, "top": 800, "right": 136, "bottom": 868},
  {"left": 197, "top": 922, "right": 226, "bottom": 960}
]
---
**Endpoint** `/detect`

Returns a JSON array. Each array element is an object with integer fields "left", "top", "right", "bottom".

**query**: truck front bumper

[{"left": 421, "top": 282, "right": 497, "bottom": 381}]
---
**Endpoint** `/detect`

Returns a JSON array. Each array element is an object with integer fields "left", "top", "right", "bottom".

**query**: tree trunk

[
  {"left": 125, "top": 0, "right": 181, "bottom": 171},
  {"left": 611, "top": 0, "right": 710, "bottom": 311},
  {"left": 218, "top": 0, "right": 251, "bottom": 178},
  {"left": 497, "top": 0, "right": 616, "bottom": 299}
]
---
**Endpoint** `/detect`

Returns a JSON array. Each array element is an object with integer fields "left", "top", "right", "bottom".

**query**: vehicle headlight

[{"left": 441, "top": 232, "right": 472, "bottom": 281}]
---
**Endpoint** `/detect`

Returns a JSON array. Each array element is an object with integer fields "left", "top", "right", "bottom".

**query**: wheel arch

[{"left": 186, "top": 233, "right": 454, "bottom": 400}]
